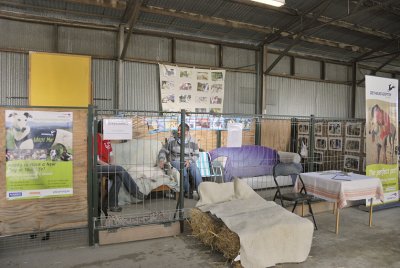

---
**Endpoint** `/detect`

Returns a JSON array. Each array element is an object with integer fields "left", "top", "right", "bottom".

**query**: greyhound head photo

[
  {"left": 6, "top": 110, "right": 73, "bottom": 160},
  {"left": 368, "top": 104, "right": 397, "bottom": 164},
  {"left": 7, "top": 111, "right": 34, "bottom": 149}
]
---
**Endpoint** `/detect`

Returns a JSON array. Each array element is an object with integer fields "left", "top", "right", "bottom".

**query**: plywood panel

[
  {"left": 0, "top": 107, "right": 88, "bottom": 236},
  {"left": 261, "top": 119, "right": 291, "bottom": 151}
]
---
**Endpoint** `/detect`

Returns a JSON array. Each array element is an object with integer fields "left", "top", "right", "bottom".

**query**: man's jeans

[{"left": 170, "top": 160, "right": 202, "bottom": 193}]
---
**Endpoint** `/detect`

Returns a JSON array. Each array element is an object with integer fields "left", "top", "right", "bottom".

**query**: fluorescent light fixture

[{"left": 250, "top": 0, "right": 285, "bottom": 7}]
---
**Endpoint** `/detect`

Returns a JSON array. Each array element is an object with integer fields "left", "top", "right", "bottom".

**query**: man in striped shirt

[{"left": 158, "top": 123, "right": 202, "bottom": 198}]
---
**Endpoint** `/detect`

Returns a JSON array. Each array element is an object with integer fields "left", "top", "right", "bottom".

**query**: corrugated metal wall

[
  {"left": 2, "top": 17, "right": 393, "bottom": 118},
  {"left": 266, "top": 53, "right": 291, "bottom": 75},
  {"left": 175, "top": 40, "right": 218, "bottom": 66},
  {"left": 126, "top": 34, "right": 171, "bottom": 62},
  {"left": 265, "top": 76, "right": 350, "bottom": 117},
  {"left": 0, "top": 19, "right": 54, "bottom": 52},
  {"left": 0, "top": 52, "right": 28, "bottom": 106},
  {"left": 58, "top": 27, "right": 116, "bottom": 57},
  {"left": 295, "top": 58, "right": 320, "bottom": 79},
  {"left": 223, "top": 46, "right": 255, "bottom": 71},
  {"left": 92, "top": 59, "right": 116, "bottom": 110},
  {"left": 224, "top": 71, "right": 256, "bottom": 114},
  {"left": 120, "top": 61, "right": 159, "bottom": 111},
  {"left": 325, "top": 63, "right": 350, "bottom": 82},
  {"left": 355, "top": 86, "right": 366, "bottom": 119}
]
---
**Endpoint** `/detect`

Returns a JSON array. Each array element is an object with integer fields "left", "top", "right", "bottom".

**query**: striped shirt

[{"left": 158, "top": 135, "right": 199, "bottom": 163}]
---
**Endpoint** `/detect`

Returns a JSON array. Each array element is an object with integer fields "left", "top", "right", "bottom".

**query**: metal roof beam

[
  {"left": 62, "top": 0, "right": 126, "bottom": 10},
  {"left": 352, "top": 37, "right": 400, "bottom": 62},
  {"left": 120, "top": 0, "right": 142, "bottom": 60},
  {"left": 141, "top": 5, "right": 369, "bottom": 54},
  {"left": 262, "top": 0, "right": 330, "bottom": 45},
  {"left": 234, "top": 0, "right": 398, "bottom": 40},
  {"left": 264, "top": 0, "right": 333, "bottom": 75},
  {"left": 357, "top": 52, "right": 400, "bottom": 85}
]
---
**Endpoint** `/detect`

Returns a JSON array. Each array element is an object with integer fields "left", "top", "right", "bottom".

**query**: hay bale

[
  {"left": 189, "top": 208, "right": 222, "bottom": 248},
  {"left": 214, "top": 224, "right": 240, "bottom": 260}
]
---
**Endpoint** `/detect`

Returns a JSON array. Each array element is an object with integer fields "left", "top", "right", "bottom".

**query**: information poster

[
  {"left": 103, "top": 118, "right": 132, "bottom": 140},
  {"left": 159, "top": 64, "right": 225, "bottom": 113},
  {"left": 365, "top": 75, "right": 399, "bottom": 204},
  {"left": 5, "top": 110, "right": 74, "bottom": 200}
]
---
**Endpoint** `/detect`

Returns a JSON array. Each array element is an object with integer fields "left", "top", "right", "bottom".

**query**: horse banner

[{"left": 365, "top": 75, "right": 399, "bottom": 204}]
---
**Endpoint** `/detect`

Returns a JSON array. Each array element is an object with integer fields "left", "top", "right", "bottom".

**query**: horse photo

[{"left": 368, "top": 104, "right": 397, "bottom": 164}]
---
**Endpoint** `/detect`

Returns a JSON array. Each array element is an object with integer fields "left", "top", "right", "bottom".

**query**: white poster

[
  {"left": 227, "top": 123, "right": 243, "bottom": 148},
  {"left": 159, "top": 64, "right": 225, "bottom": 113},
  {"left": 365, "top": 75, "right": 399, "bottom": 204},
  {"left": 103, "top": 118, "right": 132, "bottom": 140}
]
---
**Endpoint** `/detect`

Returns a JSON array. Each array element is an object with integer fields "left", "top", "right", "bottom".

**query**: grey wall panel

[
  {"left": 265, "top": 76, "right": 350, "bottom": 117},
  {"left": 175, "top": 40, "right": 218, "bottom": 66},
  {"left": 357, "top": 68, "right": 371, "bottom": 80},
  {"left": 0, "top": 19, "right": 54, "bottom": 52},
  {"left": 375, "top": 71, "right": 392, "bottom": 78},
  {"left": 355, "top": 86, "right": 366, "bottom": 119},
  {"left": 295, "top": 58, "right": 320, "bottom": 79},
  {"left": 223, "top": 46, "right": 255, "bottom": 71},
  {"left": 92, "top": 59, "right": 116, "bottom": 110},
  {"left": 126, "top": 34, "right": 171, "bottom": 62},
  {"left": 266, "top": 53, "right": 290, "bottom": 75},
  {"left": 120, "top": 62, "right": 159, "bottom": 111},
  {"left": 0, "top": 52, "right": 28, "bottom": 106},
  {"left": 58, "top": 26, "right": 116, "bottom": 57},
  {"left": 314, "top": 82, "right": 349, "bottom": 117},
  {"left": 224, "top": 71, "right": 256, "bottom": 114},
  {"left": 325, "top": 63, "right": 349, "bottom": 82}
]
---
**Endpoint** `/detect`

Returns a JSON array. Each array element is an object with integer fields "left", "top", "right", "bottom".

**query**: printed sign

[
  {"left": 365, "top": 75, "right": 399, "bottom": 204},
  {"left": 5, "top": 110, "right": 73, "bottom": 200}
]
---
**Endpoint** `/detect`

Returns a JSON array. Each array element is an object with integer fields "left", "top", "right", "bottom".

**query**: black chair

[{"left": 273, "top": 162, "right": 317, "bottom": 230}]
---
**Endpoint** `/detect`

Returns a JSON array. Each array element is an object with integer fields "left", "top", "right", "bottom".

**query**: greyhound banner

[
  {"left": 365, "top": 75, "right": 399, "bottom": 204},
  {"left": 159, "top": 64, "right": 225, "bottom": 113},
  {"left": 5, "top": 110, "right": 73, "bottom": 200}
]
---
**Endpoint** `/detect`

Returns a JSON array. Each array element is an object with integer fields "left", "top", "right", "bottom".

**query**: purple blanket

[{"left": 209, "top": 145, "right": 279, "bottom": 182}]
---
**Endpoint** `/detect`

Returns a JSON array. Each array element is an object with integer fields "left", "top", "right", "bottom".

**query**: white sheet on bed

[
  {"left": 123, "top": 164, "right": 179, "bottom": 195},
  {"left": 112, "top": 139, "right": 180, "bottom": 203},
  {"left": 196, "top": 179, "right": 314, "bottom": 268}
]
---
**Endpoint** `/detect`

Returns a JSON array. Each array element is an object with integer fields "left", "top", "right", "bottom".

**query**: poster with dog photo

[
  {"left": 159, "top": 64, "right": 225, "bottom": 113},
  {"left": 365, "top": 75, "right": 399, "bottom": 204},
  {"left": 5, "top": 110, "right": 73, "bottom": 200}
]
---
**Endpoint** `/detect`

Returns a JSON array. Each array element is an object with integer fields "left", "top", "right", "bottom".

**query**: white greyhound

[{"left": 7, "top": 111, "right": 73, "bottom": 151}]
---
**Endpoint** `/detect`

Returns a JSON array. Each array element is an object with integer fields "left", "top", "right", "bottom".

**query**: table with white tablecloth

[{"left": 296, "top": 171, "right": 384, "bottom": 234}]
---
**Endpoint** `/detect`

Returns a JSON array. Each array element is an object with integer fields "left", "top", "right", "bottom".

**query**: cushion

[
  {"left": 278, "top": 151, "right": 301, "bottom": 163},
  {"left": 234, "top": 178, "right": 258, "bottom": 200},
  {"left": 196, "top": 181, "right": 235, "bottom": 206}
]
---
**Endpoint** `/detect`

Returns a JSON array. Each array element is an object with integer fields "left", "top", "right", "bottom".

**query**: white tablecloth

[{"left": 296, "top": 171, "right": 384, "bottom": 209}]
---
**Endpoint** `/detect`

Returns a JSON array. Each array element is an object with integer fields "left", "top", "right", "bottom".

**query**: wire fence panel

[{"left": 91, "top": 109, "right": 372, "bottom": 240}]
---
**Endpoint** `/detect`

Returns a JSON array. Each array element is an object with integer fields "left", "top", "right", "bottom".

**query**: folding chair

[
  {"left": 273, "top": 162, "right": 317, "bottom": 230},
  {"left": 196, "top": 152, "right": 223, "bottom": 182}
]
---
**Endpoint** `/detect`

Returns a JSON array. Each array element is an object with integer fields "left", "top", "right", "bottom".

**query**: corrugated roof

[{"left": 1, "top": 0, "right": 399, "bottom": 71}]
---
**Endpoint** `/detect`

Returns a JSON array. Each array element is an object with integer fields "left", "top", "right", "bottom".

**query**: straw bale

[
  {"left": 214, "top": 224, "right": 240, "bottom": 260},
  {"left": 189, "top": 208, "right": 222, "bottom": 248}
]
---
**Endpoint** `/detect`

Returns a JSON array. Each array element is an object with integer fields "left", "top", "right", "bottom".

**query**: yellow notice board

[{"left": 29, "top": 52, "right": 92, "bottom": 107}]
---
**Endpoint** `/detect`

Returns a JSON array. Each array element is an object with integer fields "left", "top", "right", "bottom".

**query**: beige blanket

[{"left": 196, "top": 179, "right": 313, "bottom": 268}]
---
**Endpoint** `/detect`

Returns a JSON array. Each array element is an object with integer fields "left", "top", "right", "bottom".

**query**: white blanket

[{"left": 196, "top": 179, "right": 314, "bottom": 268}]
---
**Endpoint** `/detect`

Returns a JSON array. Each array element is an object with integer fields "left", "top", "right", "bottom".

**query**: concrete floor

[{"left": 1, "top": 206, "right": 399, "bottom": 268}]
